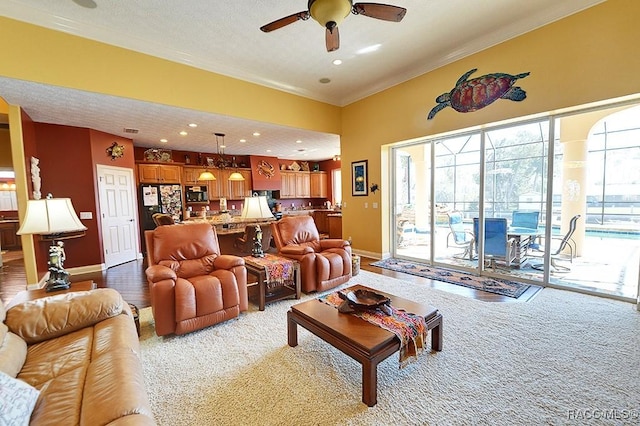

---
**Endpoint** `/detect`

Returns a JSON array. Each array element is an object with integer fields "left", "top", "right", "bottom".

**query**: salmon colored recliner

[
  {"left": 271, "top": 215, "right": 352, "bottom": 293},
  {"left": 145, "top": 222, "right": 247, "bottom": 336}
]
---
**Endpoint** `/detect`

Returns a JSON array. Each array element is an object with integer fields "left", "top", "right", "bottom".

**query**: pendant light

[
  {"left": 198, "top": 132, "right": 244, "bottom": 181},
  {"left": 197, "top": 170, "right": 216, "bottom": 181}
]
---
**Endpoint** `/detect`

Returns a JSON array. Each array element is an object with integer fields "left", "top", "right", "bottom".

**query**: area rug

[
  {"left": 138, "top": 270, "right": 640, "bottom": 426},
  {"left": 370, "top": 258, "right": 530, "bottom": 298}
]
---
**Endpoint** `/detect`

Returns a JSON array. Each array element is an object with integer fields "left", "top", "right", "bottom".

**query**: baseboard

[
  {"left": 67, "top": 263, "right": 105, "bottom": 275},
  {"left": 351, "top": 249, "right": 384, "bottom": 260},
  {"left": 26, "top": 263, "right": 104, "bottom": 290}
]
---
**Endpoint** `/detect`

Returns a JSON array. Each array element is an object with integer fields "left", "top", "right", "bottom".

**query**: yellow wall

[
  {"left": 0, "top": 17, "right": 341, "bottom": 135},
  {"left": 341, "top": 0, "right": 640, "bottom": 256},
  {"left": 2, "top": 0, "right": 640, "bottom": 259}
]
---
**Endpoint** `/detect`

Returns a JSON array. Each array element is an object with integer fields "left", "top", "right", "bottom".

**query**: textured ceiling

[{"left": 0, "top": 0, "right": 604, "bottom": 160}]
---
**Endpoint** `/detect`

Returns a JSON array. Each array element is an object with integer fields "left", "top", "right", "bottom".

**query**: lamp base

[{"left": 45, "top": 278, "right": 71, "bottom": 292}]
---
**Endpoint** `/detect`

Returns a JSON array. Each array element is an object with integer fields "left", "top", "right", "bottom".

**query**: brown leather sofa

[
  {"left": 271, "top": 215, "right": 352, "bottom": 293},
  {"left": 0, "top": 288, "right": 155, "bottom": 425},
  {"left": 145, "top": 222, "right": 248, "bottom": 336}
]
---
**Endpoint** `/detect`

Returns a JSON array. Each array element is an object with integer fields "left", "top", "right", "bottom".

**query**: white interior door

[{"left": 97, "top": 165, "right": 139, "bottom": 268}]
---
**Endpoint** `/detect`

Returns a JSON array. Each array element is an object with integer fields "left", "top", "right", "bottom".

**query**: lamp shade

[
  {"left": 197, "top": 170, "right": 216, "bottom": 181},
  {"left": 228, "top": 172, "right": 245, "bottom": 181},
  {"left": 240, "top": 196, "right": 274, "bottom": 220},
  {"left": 17, "top": 198, "right": 87, "bottom": 235}
]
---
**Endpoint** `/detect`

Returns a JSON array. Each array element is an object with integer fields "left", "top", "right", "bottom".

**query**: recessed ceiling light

[
  {"left": 266, "top": 149, "right": 272, "bottom": 153},
  {"left": 179, "top": 131, "right": 188, "bottom": 136},
  {"left": 239, "top": 139, "right": 246, "bottom": 143},
  {"left": 188, "top": 123, "right": 197, "bottom": 128},
  {"left": 296, "top": 140, "right": 302, "bottom": 144},
  {"left": 220, "top": 145, "right": 226, "bottom": 148},
  {"left": 253, "top": 132, "right": 261, "bottom": 137},
  {"left": 332, "top": 59, "right": 342, "bottom": 65},
  {"left": 357, "top": 44, "right": 381, "bottom": 55},
  {"left": 319, "top": 78, "right": 331, "bottom": 84},
  {"left": 160, "top": 138, "right": 168, "bottom": 143}
]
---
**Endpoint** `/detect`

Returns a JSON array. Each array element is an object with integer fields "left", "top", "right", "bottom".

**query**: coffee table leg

[
  {"left": 362, "top": 359, "right": 377, "bottom": 407},
  {"left": 431, "top": 315, "right": 443, "bottom": 351},
  {"left": 287, "top": 311, "right": 298, "bottom": 347}
]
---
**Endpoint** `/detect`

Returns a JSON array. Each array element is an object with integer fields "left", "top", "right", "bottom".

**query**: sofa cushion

[
  {"left": 6, "top": 289, "right": 125, "bottom": 344},
  {"left": 0, "top": 324, "right": 28, "bottom": 377},
  {"left": 0, "top": 370, "right": 40, "bottom": 426}
]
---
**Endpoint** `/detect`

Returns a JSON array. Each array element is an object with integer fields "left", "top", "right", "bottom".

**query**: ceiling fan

[{"left": 260, "top": 0, "right": 407, "bottom": 52}]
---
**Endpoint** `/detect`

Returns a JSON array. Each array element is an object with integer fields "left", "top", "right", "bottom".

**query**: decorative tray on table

[{"left": 337, "top": 289, "right": 392, "bottom": 315}]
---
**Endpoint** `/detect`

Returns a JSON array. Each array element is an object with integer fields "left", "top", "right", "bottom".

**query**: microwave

[{"left": 185, "top": 185, "right": 209, "bottom": 203}]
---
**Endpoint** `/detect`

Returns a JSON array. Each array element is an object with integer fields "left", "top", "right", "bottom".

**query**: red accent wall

[
  {"left": 249, "top": 155, "right": 281, "bottom": 190},
  {"left": 33, "top": 124, "right": 135, "bottom": 270}
]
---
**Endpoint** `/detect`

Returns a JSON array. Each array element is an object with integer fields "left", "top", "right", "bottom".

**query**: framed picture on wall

[{"left": 351, "top": 160, "right": 368, "bottom": 196}]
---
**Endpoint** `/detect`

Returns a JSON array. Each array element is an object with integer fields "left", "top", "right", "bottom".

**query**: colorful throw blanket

[
  {"left": 246, "top": 254, "right": 294, "bottom": 290},
  {"left": 321, "top": 291, "right": 428, "bottom": 368}
]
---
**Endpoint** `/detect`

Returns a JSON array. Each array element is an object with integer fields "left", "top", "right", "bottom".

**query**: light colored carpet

[{"left": 138, "top": 271, "right": 640, "bottom": 426}]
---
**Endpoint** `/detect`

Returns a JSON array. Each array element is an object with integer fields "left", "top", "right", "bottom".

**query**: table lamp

[
  {"left": 240, "top": 195, "right": 274, "bottom": 257},
  {"left": 17, "top": 194, "right": 87, "bottom": 292}
]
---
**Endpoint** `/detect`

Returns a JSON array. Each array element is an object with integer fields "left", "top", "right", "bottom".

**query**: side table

[
  {"left": 244, "top": 255, "right": 301, "bottom": 311},
  {"left": 6, "top": 280, "right": 97, "bottom": 310}
]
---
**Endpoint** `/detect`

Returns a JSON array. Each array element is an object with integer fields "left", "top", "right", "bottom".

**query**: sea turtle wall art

[{"left": 427, "top": 68, "right": 530, "bottom": 120}]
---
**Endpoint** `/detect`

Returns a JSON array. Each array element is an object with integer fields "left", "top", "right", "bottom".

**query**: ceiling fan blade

[
  {"left": 260, "top": 11, "right": 310, "bottom": 32},
  {"left": 326, "top": 26, "right": 340, "bottom": 52},
  {"left": 352, "top": 3, "right": 407, "bottom": 22}
]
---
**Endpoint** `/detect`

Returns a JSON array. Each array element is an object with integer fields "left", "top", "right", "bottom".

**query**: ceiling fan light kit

[
  {"left": 309, "top": 0, "right": 351, "bottom": 30},
  {"left": 261, "top": 0, "right": 406, "bottom": 52}
]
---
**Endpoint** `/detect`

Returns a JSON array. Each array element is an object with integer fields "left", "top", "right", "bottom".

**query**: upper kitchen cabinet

[
  {"left": 295, "top": 172, "right": 310, "bottom": 198},
  {"left": 183, "top": 166, "right": 213, "bottom": 185},
  {"left": 207, "top": 169, "right": 252, "bottom": 200},
  {"left": 280, "top": 171, "right": 297, "bottom": 198},
  {"left": 137, "top": 164, "right": 182, "bottom": 184},
  {"left": 310, "top": 172, "right": 327, "bottom": 198},
  {"left": 226, "top": 169, "right": 253, "bottom": 200}
]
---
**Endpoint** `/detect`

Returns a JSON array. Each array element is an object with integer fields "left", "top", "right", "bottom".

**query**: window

[{"left": 332, "top": 169, "right": 342, "bottom": 206}]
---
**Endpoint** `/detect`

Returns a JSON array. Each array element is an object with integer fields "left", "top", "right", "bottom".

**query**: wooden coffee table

[{"left": 287, "top": 284, "right": 443, "bottom": 407}]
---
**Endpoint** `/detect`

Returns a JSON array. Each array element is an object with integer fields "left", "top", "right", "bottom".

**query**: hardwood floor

[{"left": 1, "top": 250, "right": 540, "bottom": 309}]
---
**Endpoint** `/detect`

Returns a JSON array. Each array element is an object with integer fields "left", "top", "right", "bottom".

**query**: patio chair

[
  {"left": 446, "top": 211, "right": 474, "bottom": 259},
  {"left": 531, "top": 214, "right": 581, "bottom": 273},
  {"left": 510, "top": 211, "right": 540, "bottom": 233},
  {"left": 473, "top": 218, "right": 517, "bottom": 268}
]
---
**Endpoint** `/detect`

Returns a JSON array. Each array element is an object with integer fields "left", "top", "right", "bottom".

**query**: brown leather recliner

[
  {"left": 145, "top": 222, "right": 248, "bottom": 336},
  {"left": 271, "top": 215, "right": 352, "bottom": 293}
]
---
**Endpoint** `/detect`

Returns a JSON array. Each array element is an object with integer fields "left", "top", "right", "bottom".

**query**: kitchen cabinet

[
  {"left": 280, "top": 171, "right": 297, "bottom": 198},
  {"left": 227, "top": 169, "right": 253, "bottom": 200},
  {"left": 137, "top": 164, "right": 182, "bottom": 183},
  {"left": 328, "top": 214, "right": 342, "bottom": 239},
  {"left": 312, "top": 210, "right": 331, "bottom": 234},
  {"left": 310, "top": 172, "right": 327, "bottom": 198},
  {"left": 280, "top": 171, "right": 316, "bottom": 198},
  {"left": 295, "top": 172, "right": 310, "bottom": 198},
  {"left": 183, "top": 166, "right": 213, "bottom": 185},
  {"left": 207, "top": 169, "right": 252, "bottom": 200},
  {"left": 0, "top": 221, "right": 21, "bottom": 250}
]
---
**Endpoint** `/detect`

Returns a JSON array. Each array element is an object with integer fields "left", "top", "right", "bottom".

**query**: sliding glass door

[
  {"left": 394, "top": 144, "right": 431, "bottom": 261},
  {"left": 432, "top": 133, "right": 480, "bottom": 271},
  {"left": 391, "top": 100, "right": 640, "bottom": 302},
  {"left": 480, "top": 120, "right": 549, "bottom": 284}
]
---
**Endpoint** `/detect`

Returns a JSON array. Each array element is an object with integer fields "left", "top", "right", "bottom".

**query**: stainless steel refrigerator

[{"left": 139, "top": 184, "right": 183, "bottom": 231}]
